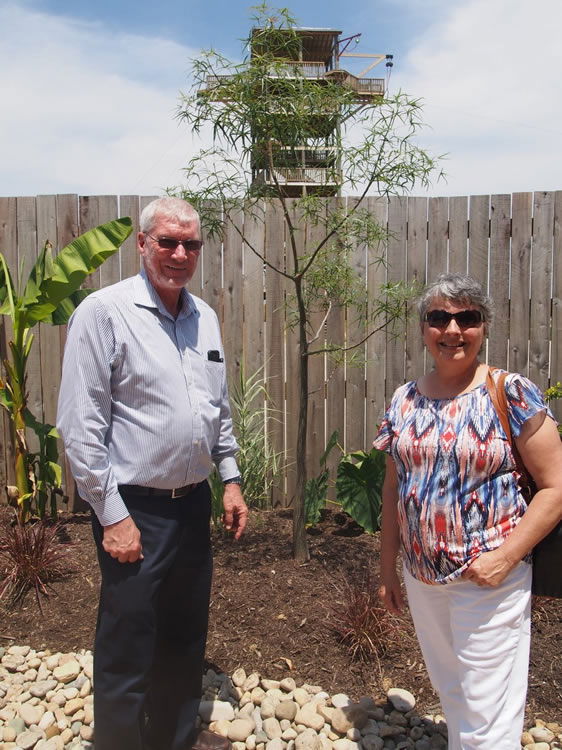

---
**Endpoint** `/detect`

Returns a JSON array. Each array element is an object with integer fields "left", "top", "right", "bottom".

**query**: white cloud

[
  {"left": 0, "top": 4, "right": 200, "bottom": 197},
  {"left": 391, "top": 0, "right": 562, "bottom": 195}
]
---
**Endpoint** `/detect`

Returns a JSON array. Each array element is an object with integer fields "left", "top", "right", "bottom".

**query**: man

[{"left": 57, "top": 197, "right": 247, "bottom": 750}]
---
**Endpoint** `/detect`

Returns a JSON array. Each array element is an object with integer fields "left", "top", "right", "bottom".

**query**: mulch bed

[{"left": 0, "top": 505, "right": 560, "bottom": 724}]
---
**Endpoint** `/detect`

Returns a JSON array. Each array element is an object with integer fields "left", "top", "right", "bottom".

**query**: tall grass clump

[
  {"left": 0, "top": 520, "right": 73, "bottom": 610},
  {"left": 210, "top": 365, "right": 283, "bottom": 527},
  {"left": 327, "top": 570, "right": 401, "bottom": 666}
]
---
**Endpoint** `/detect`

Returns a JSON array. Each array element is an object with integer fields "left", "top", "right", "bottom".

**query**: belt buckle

[{"left": 171, "top": 487, "right": 184, "bottom": 499}]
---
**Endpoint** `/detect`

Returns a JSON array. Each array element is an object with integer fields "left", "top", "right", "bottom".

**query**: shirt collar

[{"left": 134, "top": 269, "right": 195, "bottom": 320}]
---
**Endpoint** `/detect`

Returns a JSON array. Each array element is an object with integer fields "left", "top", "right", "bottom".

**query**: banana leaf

[{"left": 22, "top": 217, "right": 132, "bottom": 325}]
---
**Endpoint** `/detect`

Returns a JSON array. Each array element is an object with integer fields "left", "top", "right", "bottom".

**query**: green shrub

[
  {"left": 327, "top": 570, "right": 400, "bottom": 663},
  {"left": 209, "top": 365, "right": 283, "bottom": 528},
  {"left": 0, "top": 521, "right": 74, "bottom": 610},
  {"left": 336, "top": 448, "right": 386, "bottom": 533}
]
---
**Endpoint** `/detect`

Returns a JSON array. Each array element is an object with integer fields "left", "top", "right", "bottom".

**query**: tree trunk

[{"left": 292, "top": 295, "right": 310, "bottom": 562}]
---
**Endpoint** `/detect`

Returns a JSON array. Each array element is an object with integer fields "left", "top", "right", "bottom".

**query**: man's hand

[
  {"left": 222, "top": 484, "right": 249, "bottom": 540},
  {"left": 103, "top": 515, "right": 143, "bottom": 563},
  {"left": 461, "top": 547, "right": 515, "bottom": 587}
]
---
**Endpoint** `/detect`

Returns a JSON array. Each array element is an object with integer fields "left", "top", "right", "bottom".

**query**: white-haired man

[{"left": 58, "top": 197, "right": 247, "bottom": 750}]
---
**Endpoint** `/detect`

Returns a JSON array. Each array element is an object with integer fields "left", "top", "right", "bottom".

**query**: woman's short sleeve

[
  {"left": 506, "top": 373, "right": 555, "bottom": 438},
  {"left": 373, "top": 412, "right": 394, "bottom": 453},
  {"left": 372, "top": 383, "right": 412, "bottom": 454}
]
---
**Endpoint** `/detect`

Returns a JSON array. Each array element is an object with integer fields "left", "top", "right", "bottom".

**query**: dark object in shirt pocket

[{"left": 207, "top": 350, "right": 224, "bottom": 363}]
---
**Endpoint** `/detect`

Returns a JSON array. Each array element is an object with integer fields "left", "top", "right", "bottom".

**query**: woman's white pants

[{"left": 403, "top": 562, "right": 532, "bottom": 750}]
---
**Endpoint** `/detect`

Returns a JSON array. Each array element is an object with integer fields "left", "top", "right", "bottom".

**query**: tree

[
  {"left": 0, "top": 218, "right": 133, "bottom": 522},
  {"left": 175, "top": 4, "right": 440, "bottom": 561}
]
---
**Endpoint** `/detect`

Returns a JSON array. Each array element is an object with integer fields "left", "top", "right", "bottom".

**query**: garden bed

[{"left": 0, "top": 505, "right": 559, "bottom": 724}]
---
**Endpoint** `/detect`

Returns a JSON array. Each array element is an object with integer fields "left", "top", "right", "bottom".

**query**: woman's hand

[
  {"left": 378, "top": 569, "right": 405, "bottom": 613},
  {"left": 462, "top": 547, "right": 514, "bottom": 587}
]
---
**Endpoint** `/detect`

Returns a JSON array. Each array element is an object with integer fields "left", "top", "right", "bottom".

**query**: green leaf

[
  {"left": 24, "top": 218, "right": 133, "bottom": 325},
  {"left": 336, "top": 448, "right": 386, "bottom": 533},
  {"left": 320, "top": 429, "right": 339, "bottom": 467},
  {"left": 46, "top": 460, "right": 62, "bottom": 487},
  {"left": 0, "top": 253, "right": 16, "bottom": 316},
  {"left": 0, "top": 386, "right": 14, "bottom": 411},
  {"left": 47, "top": 288, "right": 94, "bottom": 326},
  {"left": 304, "top": 468, "right": 329, "bottom": 526}
]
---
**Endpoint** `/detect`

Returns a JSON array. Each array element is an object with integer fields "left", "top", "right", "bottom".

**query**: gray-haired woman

[{"left": 373, "top": 273, "right": 562, "bottom": 749}]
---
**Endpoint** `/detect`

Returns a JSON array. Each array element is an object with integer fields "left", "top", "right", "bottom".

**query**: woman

[{"left": 374, "top": 273, "right": 562, "bottom": 750}]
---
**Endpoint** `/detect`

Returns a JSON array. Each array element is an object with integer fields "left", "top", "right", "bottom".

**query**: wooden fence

[{"left": 1, "top": 192, "right": 561, "bottom": 508}]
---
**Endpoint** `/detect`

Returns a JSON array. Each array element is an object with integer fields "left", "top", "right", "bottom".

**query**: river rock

[
  {"left": 199, "top": 700, "right": 235, "bottom": 722},
  {"left": 275, "top": 700, "right": 297, "bottom": 722},
  {"left": 53, "top": 661, "right": 80, "bottom": 684},
  {"left": 228, "top": 718, "right": 255, "bottom": 742},
  {"left": 330, "top": 706, "right": 368, "bottom": 735},
  {"left": 295, "top": 702, "right": 325, "bottom": 732},
  {"left": 387, "top": 689, "right": 416, "bottom": 713}
]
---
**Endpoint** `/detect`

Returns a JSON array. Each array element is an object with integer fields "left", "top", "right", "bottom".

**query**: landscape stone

[
  {"left": 262, "top": 717, "right": 282, "bottom": 739},
  {"left": 362, "top": 736, "right": 384, "bottom": 750},
  {"left": 227, "top": 718, "right": 255, "bottom": 742},
  {"left": 198, "top": 700, "right": 235, "bottom": 722},
  {"left": 0, "top": 646, "right": 557, "bottom": 750},
  {"left": 275, "top": 701, "right": 297, "bottom": 722},
  {"left": 387, "top": 690, "right": 416, "bottom": 713},
  {"left": 530, "top": 728, "right": 556, "bottom": 743},
  {"left": 52, "top": 662, "right": 80, "bottom": 685}
]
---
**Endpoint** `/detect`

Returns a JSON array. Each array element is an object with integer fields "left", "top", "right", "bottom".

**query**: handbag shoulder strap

[
  {"left": 486, "top": 367, "right": 510, "bottom": 438},
  {"left": 486, "top": 367, "right": 531, "bottom": 488}
]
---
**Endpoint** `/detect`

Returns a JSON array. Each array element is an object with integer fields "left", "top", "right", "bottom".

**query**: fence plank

[
  {"left": 509, "top": 193, "right": 532, "bottom": 376},
  {"left": 550, "top": 191, "right": 562, "bottom": 421},
  {"left": 448, "top": 196, "right": 468, "bottom": 274},
  {"left": 36, "top": 196, "right": 61, "bottom": 428},
  {"left": 426, "top": 196, "right": 448, "bottom": 281},
  {"left": 468, "top": 195, "right": 489, "bottom": 285},
  {"left": 79, "top": 196, "right": 102, "bottom": 290},
  {"left": 0, "top": 197, "right": 18, "bottom": 493},
  {"left": 529, "top": 192, "right": 553, "bottom": 389},
  {"left": 264, "top": 202, "right": 286, "bottom": 506},
  {"left": 242, "top": 204, "right": 266, "bottom": 382},
  {"left": 223, "top": 209, "right": 244, "bottom": 393},
  {"left": 366, "top": 197, "right": 389, "bottom": 437},
  {"left": 199, "top": 201, "right": 222, "bottom": 311},
  {"left": 386, "top": 196, "right": 407, "bottom": 397},
  {"left": 343, "top": 197, "right": 366, "bottom": 453},
  {"left": 324, "top": 198, "right": 345, "bottom": 499},
  {"left": 16, "top": 197, "right": 42, "bottom": 450},
  {"left": 488, "top": 195, "right": 511, "bottom": 368},
  {"left": 405, "top": 197, "right": 427, "bottom": 381},
  {"left": 55, "top": 195, "right": 81, "bottom": 510},
  {"left": 119, "top": 195, "right": 141, "bottom": 281},
  {"left": 97, "top": 197, "right": 120, "bottom": 288}
]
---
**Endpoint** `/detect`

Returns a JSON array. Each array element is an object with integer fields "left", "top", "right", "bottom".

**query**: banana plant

[{"left": 0, "top": 217, "right": 133, "bottom": 522}]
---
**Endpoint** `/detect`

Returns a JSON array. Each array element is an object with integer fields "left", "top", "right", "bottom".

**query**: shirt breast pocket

[{"left": 204, "top": 360, "right": 225, "bottom": 403}]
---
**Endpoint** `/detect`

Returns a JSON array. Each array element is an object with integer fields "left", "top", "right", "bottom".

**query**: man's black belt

[{"left": 119, "top": 483, "right": 200, "bottom": 499}]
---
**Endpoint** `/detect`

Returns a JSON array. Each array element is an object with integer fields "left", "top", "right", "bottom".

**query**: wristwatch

[{"left": 223, "top": 475, "right": 242, "bottom": 486}]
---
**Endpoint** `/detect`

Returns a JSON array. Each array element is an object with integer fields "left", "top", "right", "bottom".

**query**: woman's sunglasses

[{"left": 425, "top": 309, "right": 483, "bottom": 329}]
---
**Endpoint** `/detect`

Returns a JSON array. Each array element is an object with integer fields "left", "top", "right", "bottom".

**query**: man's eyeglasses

[
  {"left": 145, "top": 234, "right": 203, "bottom": 252},
  {"left": 425, "top": 309, "right": 483, "bottom": 329}
]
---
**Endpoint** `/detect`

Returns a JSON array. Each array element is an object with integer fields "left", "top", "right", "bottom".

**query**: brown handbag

[{"left": 486, "top": 367, "right": 562, "bottom": 597}]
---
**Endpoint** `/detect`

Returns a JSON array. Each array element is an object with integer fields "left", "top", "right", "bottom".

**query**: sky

[{"left": 1, "top": 0, "right": 561, "bottom": 199}]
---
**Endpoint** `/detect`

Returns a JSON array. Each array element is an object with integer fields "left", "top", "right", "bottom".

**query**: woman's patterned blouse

[{"left": 373, "top": 369, "right": 553, "bottom": 584}]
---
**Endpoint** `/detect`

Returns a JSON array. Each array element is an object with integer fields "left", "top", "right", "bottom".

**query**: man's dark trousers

[{"left": 91, "top": 483, "right": 213, "bottom": 750}]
